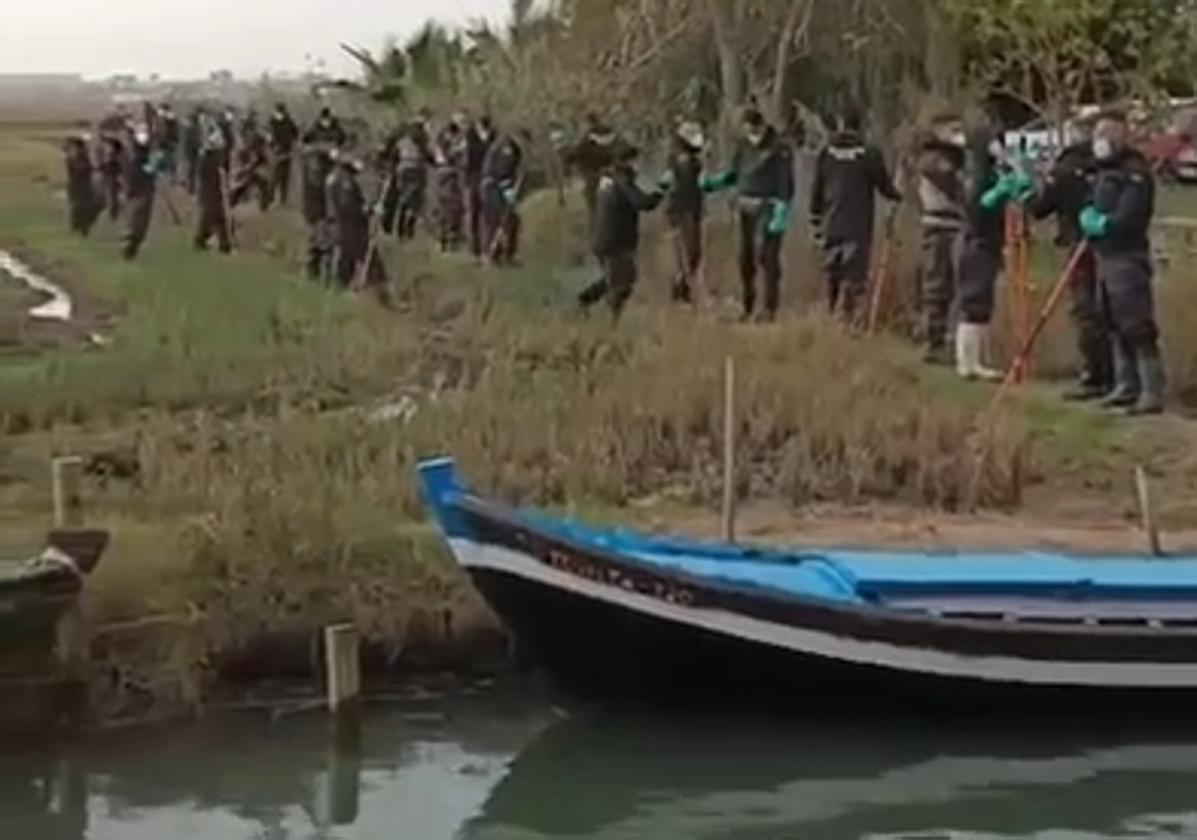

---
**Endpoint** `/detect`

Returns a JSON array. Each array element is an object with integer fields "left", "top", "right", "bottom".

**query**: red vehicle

[{"left": 1140, "top": 103, "right": 1197, "bottom": 183}]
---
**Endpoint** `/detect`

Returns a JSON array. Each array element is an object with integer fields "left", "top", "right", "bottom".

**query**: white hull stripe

[{"left": 448, "top": 538, "right": 1197, "bottom": 689}]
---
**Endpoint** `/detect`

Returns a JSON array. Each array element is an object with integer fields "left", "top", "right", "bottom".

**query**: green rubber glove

[
  {"left": 700, "top": 169, "right": 737, "bottom": 193},
  {"left": 1079, "top": 206, "right": 1110, "bottom": 239},
  {"left": 144, "top": 150, "right": 167, "bottom": 176},
  {"left": 980, "top": 179, "right": 1009, "bottom": 211},
  {"left": 767, "top": 200, "right": 790, "bottom": 235},
  {"left": 502, "top": 186, "right": 518, "bottom": 206},
  {"left": 1007, "top": 169, "right": 1034, "bottom": 199}
]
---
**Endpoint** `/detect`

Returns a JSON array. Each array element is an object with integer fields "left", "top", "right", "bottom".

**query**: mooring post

[
  {"left": 51, "top": 456, "right": 84, "bottom": 529},
  {"left": 722, "top": 356, "right": 737, "bottom": 544},
  {"left": 1135, "top": 466, "right": 1163, "bottom": 558},
  {"left": 324, "top": 623, "right": 361, "bottom": 714}
]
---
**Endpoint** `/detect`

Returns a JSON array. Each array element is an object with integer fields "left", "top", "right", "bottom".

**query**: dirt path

[
  {"left": 0, "top": 243, "right": 117, "bottom": 353},
  {"left": 658, "top": 500, "right": 1197, "bottom": 555}
]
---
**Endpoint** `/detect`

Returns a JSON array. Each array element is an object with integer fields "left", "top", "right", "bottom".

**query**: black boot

[
  {"left": 1125, "top": 350, "right": 1166, "bottom": 416},
  {"left": 1100, "top": 343, "right": 1141, "bottom": 409}
]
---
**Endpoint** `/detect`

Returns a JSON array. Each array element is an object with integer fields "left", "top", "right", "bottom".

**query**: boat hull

[{"left": 464, "top": 557, "right": 1197, "bottom": 717}]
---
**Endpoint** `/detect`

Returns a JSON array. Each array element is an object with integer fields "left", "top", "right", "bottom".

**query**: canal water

[{"left": 3, "top": 696, "right": 1197, "bottom": 840}]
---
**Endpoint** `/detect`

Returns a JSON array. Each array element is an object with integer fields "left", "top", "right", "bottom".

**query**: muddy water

[{"left": 2, "top": 699, "right": 1197, "bottom": 840}]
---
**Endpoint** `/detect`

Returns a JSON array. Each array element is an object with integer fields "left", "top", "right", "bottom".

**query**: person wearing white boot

[{"left": 955, "top": 121, "right": 1033, "bottom": 382}]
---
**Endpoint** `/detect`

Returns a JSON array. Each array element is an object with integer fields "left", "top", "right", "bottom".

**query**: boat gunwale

[{"left": 449, "top": 493, "right": 1197, "bottom": 659}]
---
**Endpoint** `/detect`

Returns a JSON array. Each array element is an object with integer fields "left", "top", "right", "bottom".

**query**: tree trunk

[{"left": 704, "top": 0, "right": 744, "bottom": 151}]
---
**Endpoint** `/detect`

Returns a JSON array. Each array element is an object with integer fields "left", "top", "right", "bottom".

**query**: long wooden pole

[
  {"left": 985, "top": 243, "right": 1089, "bottom": 418},
  {"left": 722, "top": 356, "right": 737, "bottom": 543}
]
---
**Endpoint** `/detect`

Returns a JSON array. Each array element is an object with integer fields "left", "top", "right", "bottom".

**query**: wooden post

[
  {"left": 51, "top": 456, "right": 84, "bottom": 528},
  {"left": 1135, "top": 466, "right": 1163, "bottom": 558},
  {"left": 721, "top": 357, "right": 737, "bottom": 544},
  {"left": 324, "top": 624, "right": 360, "bottom": 714}
]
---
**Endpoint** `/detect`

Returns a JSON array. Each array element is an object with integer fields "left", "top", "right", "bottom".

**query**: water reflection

[{"left": 2, "top": 705, "right": 1197, "bottom": 840}]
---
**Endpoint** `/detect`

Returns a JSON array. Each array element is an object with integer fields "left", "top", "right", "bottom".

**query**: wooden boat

[{"left": 420, "top": 457, "right": 1197, "bottom": 716}]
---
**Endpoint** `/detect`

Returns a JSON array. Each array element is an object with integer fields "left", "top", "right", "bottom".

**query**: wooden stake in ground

[
  {"left": 722, "top": 356, "right": 737, "bottom": 544},
  {"left": 323, "top": 624, "right": 360, "bottom": 715},
  {"left": 867, "top": 211, "right": 898, "bottom": 334},
  {"left": 1135, "top": 466, "right": 1164, "bottom": 557}
]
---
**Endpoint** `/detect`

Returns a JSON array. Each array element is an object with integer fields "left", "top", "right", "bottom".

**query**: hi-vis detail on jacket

[{"left": 827, "top": 145, "right": 866, "bottom": 162}]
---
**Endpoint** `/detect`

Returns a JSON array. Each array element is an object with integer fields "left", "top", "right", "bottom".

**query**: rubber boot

[
  {"left": 1099, "top": 343, "right": 1141, "bottom": 409},
  {"left": 955, "top": 323, "right": 1003, "bottom": 382},
  {"left": 1126, "top": 350, "right": 1165, "bottom": 416}
]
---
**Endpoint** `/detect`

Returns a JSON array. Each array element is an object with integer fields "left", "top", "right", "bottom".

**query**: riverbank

[{"left": 5, "top": 123, "right": 1197, "bottom": 729}]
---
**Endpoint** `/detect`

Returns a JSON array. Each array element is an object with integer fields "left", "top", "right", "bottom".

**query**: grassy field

[{"left": 4, "top": 121, "right": 1197, "bottom": 723}]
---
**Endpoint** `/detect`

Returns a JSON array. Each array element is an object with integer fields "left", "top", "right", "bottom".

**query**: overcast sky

[{"left": 0, "top": 0, "right": 511, "bottom": 79}]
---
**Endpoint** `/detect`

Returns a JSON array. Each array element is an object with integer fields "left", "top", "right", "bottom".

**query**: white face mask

[
  {"left": 1093, "top": 137, "right": 1114, "bottom": 160},
  {"left": 948, "top": 131, "right": 967, "bottom": 148},
  {"left": 988, "top": 140, "right": 1005, "bottom": 158}
]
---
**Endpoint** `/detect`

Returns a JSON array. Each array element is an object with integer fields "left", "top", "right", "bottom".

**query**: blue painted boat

[{"left": 420, "top": 457, "right": 1197, "bottom": 715}]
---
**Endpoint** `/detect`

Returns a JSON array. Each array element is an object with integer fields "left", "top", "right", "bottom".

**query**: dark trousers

[
  {"left": 957, "top": 239, "right": 1001, "bottom": 325},
  {"left": 270, "top": 156, "right": 293, "bottom": 205},
  {"left": 194, "top": 199, "right": 231, "bottom": 253},
  {"left": 919, "top": 225, "right": 961, "bottom": 350},
  {"left": 578, "top": 251, "right": 638, "bottom": 319},
  {"left": 483, "top": 182, "right": 520, "bottom": 265},
  {"left": 306, "top": 221, "right": 333, "bottom": 281},
  {"left": 230, "top": 172, "right": 271, "bottom": 212},
  {"left": 823, "top": 236, "right": 872, "bottom": 320},
  {"left": 436, "top": 170, "right": 464, "bottom": 251},
  {"left": 465, "top": 177, "right": 484, "bottom": 256},
  {"left": 737, "top": 204, "right": 783, "bottom": 318},
  {"left": 670, "top": 212, "right": 702, "bottom": 303},
  {"left": 1069, "top": 249, "right": 1113, "bottom": 388},
  {"left": 67, "top": 190, "right": 101, "bottom": 237},
  {"left": 394, "top": 169, "right": 426, "bottom": 241},
  {"left": 121, "top": 190, "right": 155, "bottom": 259},
  {"left": 1097, "top": 251, "right": 1160, "bottom": 388},
  {"left": 333, "top": 227, "right": 369, "bottom": 288},
  {"left": 102, "top": 173, "right": 121, "bottom": 220}
]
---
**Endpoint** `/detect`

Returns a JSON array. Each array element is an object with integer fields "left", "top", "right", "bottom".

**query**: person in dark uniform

[
  {"left": 193, "top": 127, "right": 232, "bottom": 254},
  {"left": 267, "top": 103, "right": 299, "bottom": 205},
  {"left": 326, "top": 152, "right": 372, "bottom": 289},
  {"left": 121, "top": 124, "right": 165, "bottom": 260},
  {"left": 463, "top": 114, "right": 495, "bottom": 257},
  {"left": 300, "top": 141, "right": 336, "bottom": 281},
  {"left": 703, "top": 107, "right": 795, "bottom": 321},
  {"left": 181, "top": 107, "right": 203, "bottom": 194},
  {"left": 577, "top": 144, "right": 664, "bottom": 320},
  {"left": 481, "top": 129, "right": 524, "bottom": 266},
  {"left": 1027, "top": 116, "right": 1111, "bottom": 401},
  {"left": 98, "top": 131, "right": 125, "bottom": 221},
  {"left": 809, "top": 109, "right": 901, "bottom": 322},
  {"left": 63, "top": 134, "right": 101, "bottom": 237},
  {"left": 229, "top": 123, "right": 271, "bottom": 211},
  {"left": 158, "top": 103, "right": 180, "bottom": 180},
  {"left": 915, "top": 112, "right": 967, "bottom": 363},
  {"left": 662, "top": 120, "right": 706, "bottom": 304},
  {"left": 389, "top": 121, "right": 433, "bottom": 241},
  {"left": 304, "top": 106, "right": 347, "bottom": 148},
  {"left": 1079, "top": 109, "right": 1164, "bottom": 415},
  {"left": 956, "top": 122, "right": 1030, "bottom": 380},
  {"left": 564, "top": 114, "right": 627, "bottom": 234},
  {"left": 217, "top": 109, "right": 237, "bottom": 172},
  {"left": 434, "top": 121, "right": 468, "bottom": 251}
]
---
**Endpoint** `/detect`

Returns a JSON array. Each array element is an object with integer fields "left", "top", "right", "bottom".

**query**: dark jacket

[
  {"left": 566, "top": 132, "right": 629, "bottom": 181},
  {"left": 269, "top": 112, "right": 299, "bottom": 154},
  {"left": 1089, "top": 148, "right": 1155, "bottom": 257},
  {"left": 666, "top": 139, "right": 704, "bottom": 220},
  {"left": 482, "top": 136, "right": 523, "bottom": 184},
  {"left": 64, "top": 143, "right": 94, "bottom": 199},
  {"left": 465, "top": 126, "right": 494, "bottom": 179},
  {"left": 729, "top": 126, "right": 794, "bottom": 202},
  {"left": 304, "top": 117, "right": 347, "bottom": 148},
  {"left": 592, "top": 164, "right": 663, "bottom": 256},
  {"left": 99, "top": 136, "right": 124, "bottom": 177},
  {"left": 125, "top": 141, "right": 156, "bottom": 198},
  {"left": 916, "top": 139, "right": 966, "bottom": 230},
  {"left": 1028, "top": 141, "right": 1095, "bottom": 247},
  {"left": 301, "top": 147, "right": 334, "bottom": 224},
  {"left": 962, "top": 135, "right": 1005, "bottom": 253},
  {"left": 196, "top": 148, "right": 226, "bottom": 205},
  {"left": 809, "top": 130, "right": 900, "bottom": 242},
  {"left": 326, "top": 168, "right": 369, "bottom": 231}
]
